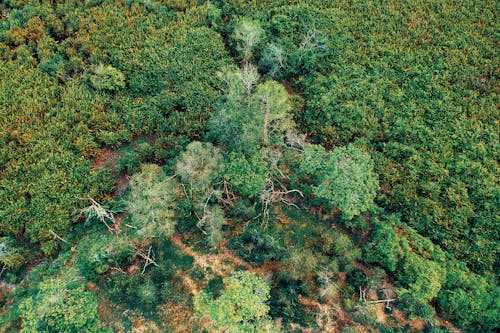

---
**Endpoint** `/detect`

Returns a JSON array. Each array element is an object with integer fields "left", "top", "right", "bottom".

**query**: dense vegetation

[{"left": 0, "top": 1, "right": 498, "bottom": 332}]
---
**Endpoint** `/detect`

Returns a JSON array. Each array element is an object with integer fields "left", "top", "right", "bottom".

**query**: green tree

[
  {"left": 175, "top": 141, "right": 223, "bottom": 200},
  {"left": 210, "top": 67, "right": 294, "bottom": 153},
  {"left": 232, "top": 19, "right": 265, "bottom": 62},
  {"left": 301, "top": 144, "right": 379, "bottom": 220},
  {"left": 194, "top": 271, "right": 279, "bottom": 332},
  {"left": 252, "top": 81, "right": 295, "bottom": 147},
  {"left": 88, "top": 64, "right": 125, "bottom": 92},
  {"left": 437, "top": 261, "right": 499, "bottom": 331},
  {"left": 127, "top": 164, "right": 177, "bottom": 239},
  {"left": 197, "top": 205, "right": 227, "bottom": 247},
  {"left": 19, "top": 272, "right": 100, "bottom": 333},
  {"left": 224, "top": 150, "right": 268, "bottom": 198}
]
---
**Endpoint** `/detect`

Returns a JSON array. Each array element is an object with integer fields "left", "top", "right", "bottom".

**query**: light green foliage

[
  {"left": 197, "top": 205, "right": 227, "bottom": 247},
  {"left": 127, "top": 164, "right": 177, "bottom": 239},
  {"left": 175, "top": 141, "right": 223, "bottom": 199},
  {"left": 399, "top": 253, "right": 446, "bottom": 303},
  {"left": 210, "top": 66, "right": 294, "bottom": 153},
  {"left": 19, "top": 271, "right": 99, "bottom": 333},
  {"left": 88, "top": 64, "right": 125, "bottom": 91},
  {"left": 315, "top": 145, "right": 378, "bottom": 220},
  {"left": 232, "top": 18, "right": 265, "bottom": 61},
  {"left": 281, "top": 248, "right": 318, "bottom": 281},
  {"left": 194, "top": 271, "right": 279, "bottom": 332},
  {"left": 301, "top": 144, "right": 379, "bottom": 220},
  {"left": 175, "top": 141, "right": 225, "bottom": 244},
  {"left": 252, "top": 80, "right": 295, "bottom": 146},
  {"left": 137, "top": 279, "right": 159, "bottom": 305},
  {"left": 299, "top": 144, "right": 326, "bottom": 176},
  {"left": 209, "top": 66, "right": 259, "bottom": 152},
  {"left": 224, "top": 150, "right": 268, "bottom": 198},
  {"left": 0, "top": 237, "right": 28, "bottom": 271},
  {"left": 364, "top": 216, "right": 447, "bottom": 304}
]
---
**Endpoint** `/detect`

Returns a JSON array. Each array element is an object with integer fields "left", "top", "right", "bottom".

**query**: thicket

[{"left": 0, "top": 0, "right": 498, "bottom": 332}]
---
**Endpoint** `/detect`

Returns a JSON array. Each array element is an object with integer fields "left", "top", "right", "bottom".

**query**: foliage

[
  {"left": 0, "top": 0, "right": 498, "bottom": 331},
  {"left": 436, "top": 261, "right": 499, "bottom": 331},
  {"left": 232, "top": 18, "right": 264, "bottom": 62},
  {"left": 0, "top": 237, "right": 29, "bottom": 272},
  {"left": 274, "top": 0, "right": 499, "bottom": 273},
  {"left": 75, "top": 231, "right": 134, "bottom": 281},
  {"left": 224, "top": 150, "right": 268, "bottom": 198},
  {"left": 209, "top": 66, "right": 294, "bottom": 153},
  {"left": 300, "top": 144, "right": 379, "bottom": 220},
  {"left": 194, "top": 270, "right": 279, "bottom": 332},
  {"left": 88, "top": 64, "right": 125, "bottom": 92},
  {"left": 281, "top": 248, "right": 318, "bottom": 281},
  {"left": 18, "top": 271, "right": 100, "bottom": 333},
  {"left": 197, "top": 205, "right": 227, "bottom": 247},
  {"left": 175, "top": 141, "right": 223, "bottom": 199},
  {"left": 126, "top": 164, "right": 177, "bottom": 239}
]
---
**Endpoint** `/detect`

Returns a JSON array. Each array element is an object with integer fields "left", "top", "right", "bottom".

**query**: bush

[
  {"left": 88, "top": 64, "right": 125, "bottom": 92},
  {"left": 18, "top": 271, "right": 100, "bottom": 332}
]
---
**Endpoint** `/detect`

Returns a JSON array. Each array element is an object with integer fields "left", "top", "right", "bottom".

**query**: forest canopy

[{"left": 0, "top": 0, "right": 498, "bottom": 332}]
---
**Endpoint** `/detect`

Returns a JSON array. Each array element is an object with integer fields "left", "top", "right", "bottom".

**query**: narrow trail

[{"left": 170, "top": 233, "right": 281, "bottom": 296}]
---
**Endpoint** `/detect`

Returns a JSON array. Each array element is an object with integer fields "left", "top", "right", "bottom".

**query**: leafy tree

[
  {"left": 175, "top": 141, "right": 223, "bottom": 200},
  {"left": 0, "top": 237, "right": 28, "bottom": 272},
  {"left": 224, "top": 150, "right": 268, "bottom": 198},
  {"left": 88, "top": 64, "right": 125, "bottom": 92},
  {"left": 398, "top": 253, "right": 446, "bottom": 303},
  {"left": 232, "top": 18, "right": 265, "bottom": 62},
  {"left": 209, "top": 67, "right": 294, "bottom": 153},
  {"left": 175, "top": 141, "right": 226, "bottom": 243},
  {"left": 252, "top": 80, "right": 295, "bottom": 147},
  {"left": 127, "top": 164, "right": 177, "bottom": 239},
  {"left": 194, "top": 270, "right": 279, "bottom": 332},
  {"left": 301, "top": 144, "right": 379, "bottom": 220},
  {"left": 437, "top": 260, "right": 499, "bottom": 331},
  {"left": 197, "top": 205, "right": 227, "bottom": 247},
  {"left": 19, "top": 271, "right": 100, "bottom": 333},
  {"left": 363, "top": 218, "right": 404, "bottom": 273}
]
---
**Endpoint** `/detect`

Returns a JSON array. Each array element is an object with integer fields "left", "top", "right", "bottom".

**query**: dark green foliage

[
  {"left": 224, "top": 150, "right": 268, "bottom": 198},
  {"left": 75, "top": 232, "right": 134, "bottom": 281},
  {"left": 269, "top": 278, "right": 317, "bottom": 329},
  {"left": 116, "top": 140, "right": 154, "bottom": 175},
  {"left": 279, "top": 0, "right": 499, "bottom": 273},
  {"left": 205, "top": 276, "right": 224, "bottom": 298},
  {"left": 346, "top": 269, "right": 368, "bottom": 291},
  {"left": 436, "top": 261, "right": 499, "bottom": 331},
  {"left": 231, "top": 225, "right": 285, "bottom": 264},
  {"left": 364, "top": 215, "right": 498, "bottom": 329}
]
